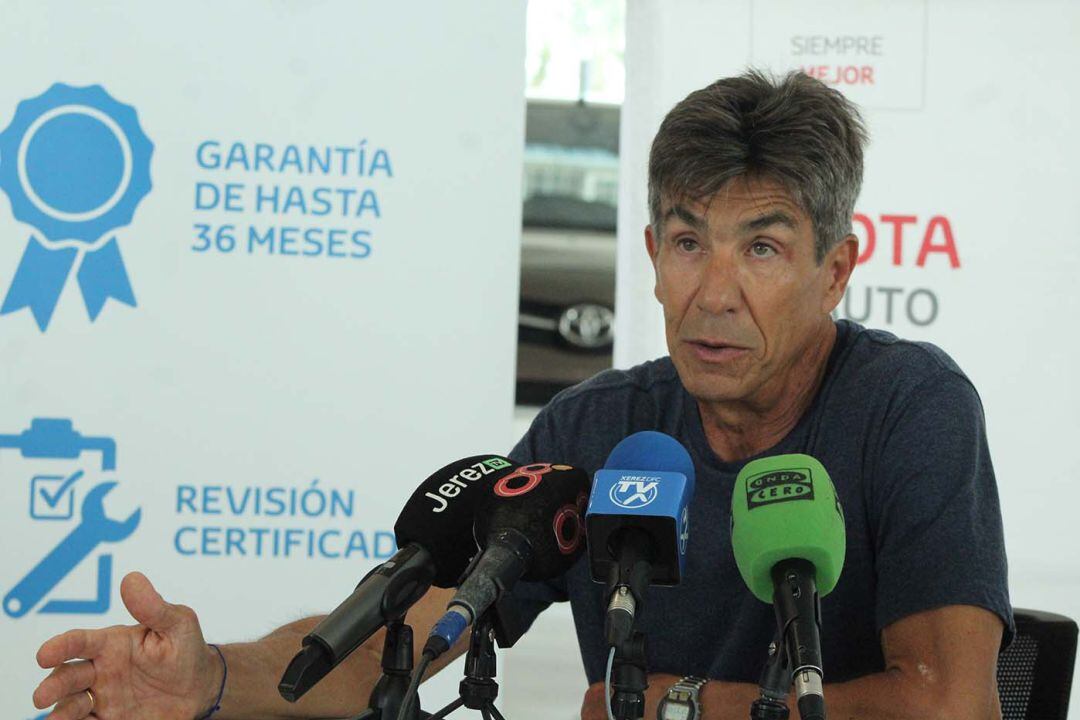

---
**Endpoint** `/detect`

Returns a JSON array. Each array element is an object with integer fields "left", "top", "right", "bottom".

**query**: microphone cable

[
  {"left": 395, "top": 650, "right": 434, "bottom": 720},
  {"left": 604, "top": 646, "right": 616, "bottom": 720}
]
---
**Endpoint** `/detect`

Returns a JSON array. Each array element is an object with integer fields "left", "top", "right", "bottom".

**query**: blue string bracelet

[{"left": 197, "top": 643, "right": 227, "bottom": 720}]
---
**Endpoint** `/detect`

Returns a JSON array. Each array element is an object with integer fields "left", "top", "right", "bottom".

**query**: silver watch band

[
  {"left": 672, "top": 676, "right": 707, "bottom": 694},
  {"left": 659, "top": 675, "right": 707, "bottom": 720}
]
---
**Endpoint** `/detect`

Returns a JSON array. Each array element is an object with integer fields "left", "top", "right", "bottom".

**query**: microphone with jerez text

[
  {"left": 586, "top": 431, "right": 696, "bottom": 647},
  {"left": 422, "top": 462, "right": 590, "bottom": 661},
  {"left": 731, "top": 454, "right": 846, "bottom": 720},
  {"left": 277, "top": 454, "right": 519, "bottom": 702},
  {"left": 393, "top": 463, "right": 590, "bottom": 720}
]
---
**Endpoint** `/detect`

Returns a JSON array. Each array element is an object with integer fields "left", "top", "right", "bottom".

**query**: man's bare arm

[
  {"left": 583, "top": 605, "right": 1004, "bottom": 720},
  {"left": 824, "top": 605, "right": 1003, "bottom": 720},
  {"left": 215, "top": 586, "right": 463, "bottom": 720}
]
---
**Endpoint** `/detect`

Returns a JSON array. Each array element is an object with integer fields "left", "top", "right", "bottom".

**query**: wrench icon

[{"left": 4, "top": 481, "right": 140, "bottom": 618}]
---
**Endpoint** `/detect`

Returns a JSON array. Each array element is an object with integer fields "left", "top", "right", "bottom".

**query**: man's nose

[{"left": 695, "top": 252, "right": 744, "bottom": 316}]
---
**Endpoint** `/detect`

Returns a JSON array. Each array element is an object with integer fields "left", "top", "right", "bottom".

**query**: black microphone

[
  {"left": 278, "top": 454, "right": 519, "bottom": 702},
  {"left": 424, "top": 462, "right": 590, "bottom": 659}
]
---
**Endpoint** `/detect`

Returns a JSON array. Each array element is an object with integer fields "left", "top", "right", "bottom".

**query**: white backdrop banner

[
  {"left": 0, "top": 2, "right": 525, "bottom": 717},
  {"left": 616, "top": 0, "right": 1080, "bottom": 713}
]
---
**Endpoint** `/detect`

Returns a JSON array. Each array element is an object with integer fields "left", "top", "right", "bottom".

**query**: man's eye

[
  {"left": 676, "top": 237, "right": 700, "bottom": 252},
  {"left": 750, "top": 241, "right": 777, "bottom": 257}
]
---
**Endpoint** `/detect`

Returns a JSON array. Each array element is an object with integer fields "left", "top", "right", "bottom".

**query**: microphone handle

[
  {"left": 449, "top": 527, "right": 532, "bottom": 621},
  {"left": 797, "top": 692, "right": 826, "bottom": 720},
  {"left": 771, "top": 558, "right": 826, "bottom": 719},
  {"left": 604, "top": 527, "right": 653, "bottom": 646},
  {"left": 279, "top": 544, "right": 435, "bottom": 702},
  {"left": 312, "top": 544, "right": 435, "bottom": 662}
]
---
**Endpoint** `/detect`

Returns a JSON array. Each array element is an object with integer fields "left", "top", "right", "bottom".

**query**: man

[{"left": 31, "top": 71, "right": 1011, "bottom": 720}]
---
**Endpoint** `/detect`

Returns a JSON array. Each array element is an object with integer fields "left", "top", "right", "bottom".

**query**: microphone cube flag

[
  {"left": 587, "top": 468, "right": 693, "bottom": 585},
  {"left": 731, "top": 454, "right": 846, "bottom": 603},
  {"left": 587, "top": 431, "right": 696, "bottom": 585}
]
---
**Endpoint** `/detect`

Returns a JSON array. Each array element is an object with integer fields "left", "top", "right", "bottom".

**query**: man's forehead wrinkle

[
  {"left": 663, "top": 204, "right": 709, "bottom": 232},
  {"left": 739, "top": 209, "right": 799, "bottom": 233},
  {"left": 731, "top": 180, "right": 805, "bottom": 231},
  {"left": 735, "top": 181, "right": 799, "bottom": 212},
  {"left": 659, "top": 176, "right": 807, "bottom": 236}
]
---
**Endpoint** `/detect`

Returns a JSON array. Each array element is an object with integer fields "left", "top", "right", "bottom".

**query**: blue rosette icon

[{"left": 0, "top": 83, "right": 153, "bottom": 331}]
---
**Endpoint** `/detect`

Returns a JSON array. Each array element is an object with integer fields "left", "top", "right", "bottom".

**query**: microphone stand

[
  {"left": 355, "top": 618, "right": 429, "bottom": 720},
  {"left": 610, "top": 633, "right": 648, "bottom": 720},
  {"left": 428, "top": 597, "right": 525, "bottom": 720},
  {"left": 749, "top": 632, "right": 790, "bottom": 720}
]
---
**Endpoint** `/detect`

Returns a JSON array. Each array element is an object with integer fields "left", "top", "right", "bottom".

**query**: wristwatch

[{"left": 657, "top": 676, "right": 707, "bottom": 720}]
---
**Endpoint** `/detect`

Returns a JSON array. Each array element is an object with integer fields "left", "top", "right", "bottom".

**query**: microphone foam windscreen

[
  {"left": 603, "top": 431, "right": 696, "bottom": 497},
  {"left": 394, "top": 455, "right": 519, "bottom": 587},
  {"left": 730, "top": 454, "right": 846, "bottom": 603},
  {"left": 474, "top": 463, "right": 590, "bottom": 581}
]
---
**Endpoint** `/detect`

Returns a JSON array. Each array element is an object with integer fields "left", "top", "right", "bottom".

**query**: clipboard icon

[{"left": 1, "top": 417, "right": 137, "bottom": 617}]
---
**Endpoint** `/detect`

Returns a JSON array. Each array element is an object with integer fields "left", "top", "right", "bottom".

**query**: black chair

[{"left": 997, "top": 609, "right": 1078, "bottom": 720}]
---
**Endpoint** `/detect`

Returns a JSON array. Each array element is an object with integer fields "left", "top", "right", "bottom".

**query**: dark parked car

[
  {"left": 515, "top": 102, "right": 620, "bottom": 406},
  {"left": 517, "top": 225, "right": 615, "bottom": 405}
]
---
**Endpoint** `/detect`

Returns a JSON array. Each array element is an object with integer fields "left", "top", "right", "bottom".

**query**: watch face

[{"left": 664, "top": 703, "right": 691, "bottom": 720}]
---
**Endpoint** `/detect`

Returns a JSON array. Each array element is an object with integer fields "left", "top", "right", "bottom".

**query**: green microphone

[{"left": 731, "top": 454, "right": 846, "bottom": 720}]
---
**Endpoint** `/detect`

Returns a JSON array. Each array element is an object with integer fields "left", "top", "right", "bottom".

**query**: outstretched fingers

[
  {"left": 37, "top": 630, "right": 109, "bottom": 668},
  {"left": 43, "top": 685, "right": 95, "bottom": 720},
  {"left": 34, "top": 660, "right": 96, "bottom": 709}
]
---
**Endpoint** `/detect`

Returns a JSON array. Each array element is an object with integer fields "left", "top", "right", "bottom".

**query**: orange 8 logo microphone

[
  {"left": 491, "top": 463, "right": 587, "bottom": 556},
  {"left": 493, "top": 462, "right": 573, "bottom": 497},
  {"left": 554, "top": 490, "right": 588, "bottom": 555}
]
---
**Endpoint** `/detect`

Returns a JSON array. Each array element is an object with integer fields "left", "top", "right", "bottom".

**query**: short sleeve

[
  {"left": 870, "top": 371, "right": 1014, "bottom": 645},
  {"left": 505, "top": 404, "right": 571, "bottom": 628}
]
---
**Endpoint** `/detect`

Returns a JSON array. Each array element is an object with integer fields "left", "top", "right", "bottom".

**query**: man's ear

[
  {"left": 822, "top": 234, "right": 858, "bottom": 313},
  {"left": 644, "top": 224, "right": 662, "bottom": 302},
  {"left": 645, "top": 223, "right": 660, "bottom": 261}
]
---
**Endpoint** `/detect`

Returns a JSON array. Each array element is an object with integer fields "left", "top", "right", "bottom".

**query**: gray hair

[{"left": 648, "top": 69, "right": 868, "bottom": 262}]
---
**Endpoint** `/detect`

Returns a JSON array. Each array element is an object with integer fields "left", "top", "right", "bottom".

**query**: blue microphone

[{"left": 586, "top": 431, "right": 695, "bottom": 646}]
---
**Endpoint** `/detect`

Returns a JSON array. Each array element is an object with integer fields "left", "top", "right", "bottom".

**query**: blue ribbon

[
  {"left": 0, "top": 84, "right": 152, "bottom": 332},
  {"left": 78, "top": 237, "right": 136, "bottom": 321},
  {"left": 0, "top": 236, "right": 135, "bottom": 331},
  {"left": 1, "top": 237, "right": 77, "bottom": 331}
]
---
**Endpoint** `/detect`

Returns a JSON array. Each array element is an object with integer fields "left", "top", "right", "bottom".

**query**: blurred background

[{"left": 516, "top": 0, "right": 622, "bottom": 407}]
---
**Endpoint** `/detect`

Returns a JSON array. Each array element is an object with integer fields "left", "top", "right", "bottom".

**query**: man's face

[{"left": 645, "top": 176, "right": 853, "bottom": 406}]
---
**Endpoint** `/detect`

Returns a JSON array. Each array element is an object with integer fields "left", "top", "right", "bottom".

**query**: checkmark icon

[
  {"left": 30, "top": 470, "right": 84, "bottom": 520},
  {"left": 41, "top": 470, "right": 84, "bottom": 507}
]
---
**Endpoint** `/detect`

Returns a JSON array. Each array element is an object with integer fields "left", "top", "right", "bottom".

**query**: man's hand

[
  {"left": 33, "top": 572, "right": 222, "bottom": 720},
  {"left": 580, "top": 673, "right": 679, "bottom": 720}
]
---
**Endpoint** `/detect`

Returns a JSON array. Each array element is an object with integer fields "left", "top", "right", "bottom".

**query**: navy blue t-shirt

[{"left": 508, "top": 320, "right": 1012, "bottom": 684}]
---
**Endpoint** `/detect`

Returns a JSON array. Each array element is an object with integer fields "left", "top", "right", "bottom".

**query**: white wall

[
  {"left": 0, "top": 2, "right": 526, "bottom": 717},
  {"left": 615, "top": 0, "right": 1080, "bottom": 716}
]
